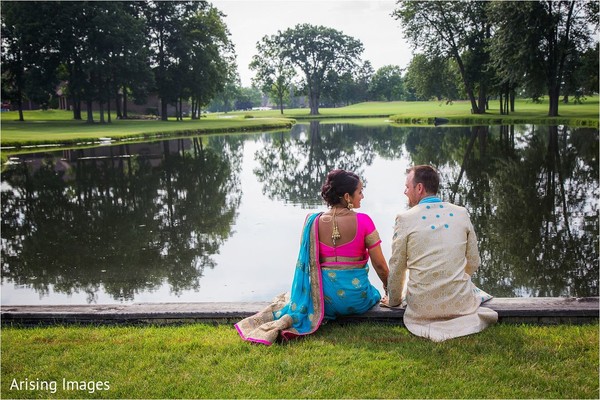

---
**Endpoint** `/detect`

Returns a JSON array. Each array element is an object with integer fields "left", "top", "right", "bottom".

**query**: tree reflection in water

[
  {"left": 253, "top": 121, "right": 377, "bottom": 207},
  {"left": 1, "top": 136, "right": 243, "bottom": 302},
  {"left": 255, "top": 122, "right": 598, "bottom": 297},
  {"left": 1, "top": 123, "right": 597, "bottom": 302}
]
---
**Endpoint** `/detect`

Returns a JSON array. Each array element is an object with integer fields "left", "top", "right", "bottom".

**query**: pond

[{"left": 1, "top": 122, "right": 598, "bottom": 305}]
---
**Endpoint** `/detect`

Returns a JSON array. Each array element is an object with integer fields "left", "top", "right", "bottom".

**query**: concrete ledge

[{"left": 1, "top": 297, "right": 598, "bottom": 327}]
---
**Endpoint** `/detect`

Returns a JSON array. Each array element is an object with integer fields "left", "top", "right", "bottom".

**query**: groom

[{"left": 383, "top": 165, "right": 497, "bottom": 342}]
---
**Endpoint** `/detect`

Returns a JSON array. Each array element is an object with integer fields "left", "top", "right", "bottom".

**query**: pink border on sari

[{"left": 234, "top": 323, "right": 273, "bottom": 346}]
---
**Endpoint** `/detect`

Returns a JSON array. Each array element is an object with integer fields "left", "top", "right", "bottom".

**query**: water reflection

[
  {"left": 2, "top": 137, "right": 244, "bottom": 302},
  {"left": 254, "top": 121, "right": 379, "bottom": 207},
  {"left": 1, "top": 123, "right": 597, "bottom": 303},
  {"left": 456, "top": 125, "right": 599, "bottom": 297}
]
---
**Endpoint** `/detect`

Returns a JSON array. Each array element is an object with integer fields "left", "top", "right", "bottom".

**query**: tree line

[
  {"left": 2, "top": 1, "right": 598, "bottom": 121},
  {"left": 250, "top": 0, "right": 598, "bottom": 116},
  {"left": 1, "top": 1, "right": 234, "bottom": 122}
]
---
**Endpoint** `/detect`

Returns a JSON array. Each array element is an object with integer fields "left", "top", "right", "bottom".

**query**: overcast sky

[{"left": 212, "top": 0, "right": 413, "bottom": 86}]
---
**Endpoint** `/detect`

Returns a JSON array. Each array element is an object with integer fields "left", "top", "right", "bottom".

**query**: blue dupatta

[{"left": 235, "top": 213, "right": 325, "bottom": 345}]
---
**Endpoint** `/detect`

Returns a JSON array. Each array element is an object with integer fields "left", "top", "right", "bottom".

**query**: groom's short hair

[{"left": 407, "top": 165, "right": 440, "bottom": 195}]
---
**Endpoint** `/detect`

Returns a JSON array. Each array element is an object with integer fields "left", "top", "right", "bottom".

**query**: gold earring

[{"left": 347, "top": 201, "right": 354, "bottom": 210}]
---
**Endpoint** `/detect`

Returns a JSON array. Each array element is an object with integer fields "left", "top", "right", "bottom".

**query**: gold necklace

[{"left": 331, "top": 207, "right": 341, "bottom": 246}]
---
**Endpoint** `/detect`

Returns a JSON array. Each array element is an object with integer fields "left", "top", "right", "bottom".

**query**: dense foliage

[
  {"left": 1, "top": 1, "right": 233, "bottom": 121},
  {"left": 249, "top": 1, "right": 597, "bottom": 116},
  {"left": 394, "top": 0, "right": 598, "bottom": 116},
  {"left": 2, "top": 1, "right": 598, "bottom": 119}
]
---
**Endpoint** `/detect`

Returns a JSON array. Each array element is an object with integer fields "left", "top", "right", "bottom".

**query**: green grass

[
  {"left": 239, "top": 97, "right": 599, "bottom": 126},
  {"left": 2, "top": 323, "right": 598, "bottom": 398},
  {"left": 1, "top": 97, "right": 597, "bottom": 148},
  {"left": 0, "top": 111, "right": 293, "bottom": 147}
]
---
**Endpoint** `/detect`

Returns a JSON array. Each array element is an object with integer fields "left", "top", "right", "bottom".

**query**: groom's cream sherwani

[{"left": 388, "top": 200, "right": 498, "bottom": 342}]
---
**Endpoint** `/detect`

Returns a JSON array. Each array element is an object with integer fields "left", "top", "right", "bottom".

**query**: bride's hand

[{"left": 380, "top": 294, "right": 389, "bottom": 307}]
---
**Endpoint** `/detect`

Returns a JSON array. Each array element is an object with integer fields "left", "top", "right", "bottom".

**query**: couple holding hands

[{"left": 235, "top": 165, "right": 498, "bottom": 344}]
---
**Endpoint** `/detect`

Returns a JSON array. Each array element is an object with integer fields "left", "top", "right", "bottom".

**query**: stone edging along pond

[{"left": 2, "top": 297, "right": 598, "bottom": 327}]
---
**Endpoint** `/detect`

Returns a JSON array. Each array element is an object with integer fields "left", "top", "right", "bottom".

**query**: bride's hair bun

[{"left": 320, "top": 169, "right": 360, "bottom": 207}]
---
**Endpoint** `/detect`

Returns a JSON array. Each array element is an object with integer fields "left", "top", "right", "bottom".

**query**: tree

[
  {"left": 103, "top": 2, "right": 152, "bottom": 121},
  {"left": 575, "top": 44, "right": 599, "bottom": 98},
  {"left": 185, "top": 5, "right": 233, "bottom": 119},
  {"left": 85, "top": 2, "right": 151, "bottom": 123},
  {"left": 393, "top": 0, "right": 491, "bottom": 114},
  {"left": 145, "top": 1, "right": 207, "bottom": 120},
  {"left": 234, "top": 86, "right": 262, "bottom": 111},
  {"left": 489, "top": 1, "right": 596, "bottom": 116},
  {"left": 207, "top": 70, "right": 241, "bottom": 113},
  {"left": 250, "top": 34, "right": 296, "bottom": 114},
  {"left": 404, "top": 54, "right": 461, "bottom": 101},
  {"left": 353, "top": 60, "right": 374, "bottom": 103},
  {"left": 278, "top": 24, "right": 364, "bottom": 115},
  {"left": 2, "top": 1, "right": 231, "bottom": 122},
  {"left": 333, "top": 70, "right": 358, "bottom": 106},
  {"left": 319, "top": 60, "right": 373, "bottom": 106},
  {"left": 368, "top": 65, "right": 404, "bottom": 101},
  {"left": 1, "top": 1, "right": 59, "bottom": 121},
  {"left": 1, "top": 1, "right": 29, "bottom": 121}
]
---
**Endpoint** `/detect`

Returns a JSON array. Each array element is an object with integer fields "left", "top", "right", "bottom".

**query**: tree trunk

[
  {"left": 122, "top": 86, "right": 128, "bottom": 119},
  {"left": 450, "top": 127, "right": 479, "bottom": 204},
  {"left": 15, "top": 53, "right": 25, "bottom": 121},
  {"left": 503, "top": 85, "right": 510, "bottom": 115},
  {"left": 309, "top": 91, "right": 319, "bottom": 115},
  {"left": 510, "top": 89, "right": 515, "bottom": 112},
  {"left": 466, "top": 94, "right": 479, "bottom": 113},
  {"left": 115, "top": 88, "right": 122, "bottom": 119},
  {"left": 16, "top": 87, "right": 24, "bottom": 121},
  {"left": 107, "top": 98, "right": 111, "bottom": 123},
  {"left": 477, "top": 85, "right": 487, "bottom": 113},
  {"left": 193, "top": 98, "right": 200, "bottom": 119},
  {"left": 279, "top": 93, "right": 284, "bottom": 114},
  {"left": 99, "top": 102, "right": 105, "bottom": 124},
  {"left": 86, "top": 101, "right": 94, "bottom": 123},
  {"left": 452, "top": 51, "right": 480, "bottom": 114},
  {"left": 548, "top": 85, "right": 560, "bottom": 117},
  {"left": 72, "top": 95, "right": 82, "bottom": 120},
  {"left": 75, "top": 98, "right": 82, "bottom": 120},
  {"left": 160, "top": 98, "right": 168, "bottom": 121}
]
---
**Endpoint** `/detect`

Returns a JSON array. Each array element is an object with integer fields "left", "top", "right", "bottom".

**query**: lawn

[
  {"left": 241, "top": 97, "right": 599, "bottom": 126},
  {"left": 240, "top": 96, "right": 599, "bottom": 118},
  {"left": 1, "top": 322, "right": 598, "bottom": 398},
  {"left": 0, "top": 111, "right": 293, "bottom": 147},
  {"left": 1, "top": 97, "right": 597, "bottom": 148}
]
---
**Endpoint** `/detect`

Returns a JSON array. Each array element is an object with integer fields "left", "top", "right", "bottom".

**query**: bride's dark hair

[{"left": 320, "top": 169, "right": 360, "bottom": 207}]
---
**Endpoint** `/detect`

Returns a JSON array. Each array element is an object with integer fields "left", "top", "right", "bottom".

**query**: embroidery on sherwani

[{"left": 390, "top": 202, "right": 497, "bottom": 342}]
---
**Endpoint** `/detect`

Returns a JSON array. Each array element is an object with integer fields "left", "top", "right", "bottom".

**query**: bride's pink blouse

[{"left": 318, "top": 213, "right": 382, "bottom": 267}]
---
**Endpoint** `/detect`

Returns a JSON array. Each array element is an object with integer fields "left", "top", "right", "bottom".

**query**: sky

[{"left": 212, "top": 0, "right": 413, "bottom": 87}]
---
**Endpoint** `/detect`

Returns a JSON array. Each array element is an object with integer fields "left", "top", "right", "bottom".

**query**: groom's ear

[{"left": 416, "top": 182, "right": 424, "bottom": 194}]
